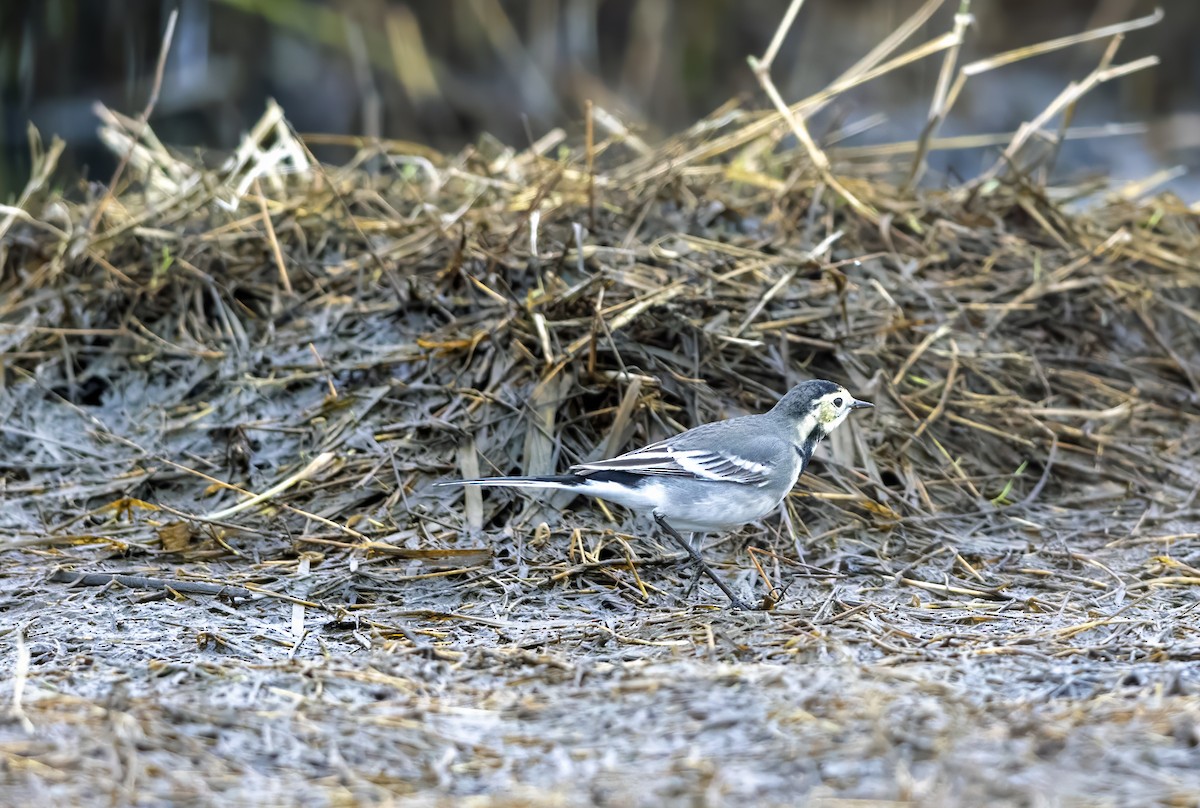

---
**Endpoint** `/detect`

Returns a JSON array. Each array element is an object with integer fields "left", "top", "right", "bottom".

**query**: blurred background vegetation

[{"left": 2, "top": 0, "right": 1196, "bottom": 198}]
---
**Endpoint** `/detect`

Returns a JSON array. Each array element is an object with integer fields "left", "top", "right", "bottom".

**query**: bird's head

[{"left": 771, "top": 379, "right": 873, "bottom": 442}]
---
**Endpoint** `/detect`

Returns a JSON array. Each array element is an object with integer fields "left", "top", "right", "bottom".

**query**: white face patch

[
  {"left": 790, "top": 387, "right": 860, "bottom": 445},
  {"left": 815, "top": 390, "right": 850, "bottom": 428}
]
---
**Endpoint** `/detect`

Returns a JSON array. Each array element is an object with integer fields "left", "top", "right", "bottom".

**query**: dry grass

[{"left": 2, "top": 3, "right": 1200, "bottom": 805}]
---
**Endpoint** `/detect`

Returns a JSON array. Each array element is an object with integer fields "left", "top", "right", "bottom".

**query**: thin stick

[
  {"left": 202, "top": 452, "right": 336, "bottom": 522},
  {"left": 308, "top": 342, "right": 338, "bottom": 398},
  {"left": 960, "top": 7, "right": 1162, "bottom": 76},
  {"left": 255, "top": 177, "right": 293, "bottom": 294},
  {"left": 747, "top": 10, "right": 878, "bottom": 225},
  {"left": 51, "top": 570, "right": 253, "bottom": 599},
  {"left": 11, "top": 623, "right": 33, "bottom": 732},
  {"left": 904, "top": 0, "right": 973, "bottom": 193},
  {"left": 87, "top": 9, "right": 178, "bottom": 236},
  {"left": 1043, "top": 33, "right": 1121, "bottom": 181},
  {"left": 585, "top": 99, "right": 596, "bottom": 230},
  {"left": 759, "top": 0, "right": 806, "bottom": 71}
]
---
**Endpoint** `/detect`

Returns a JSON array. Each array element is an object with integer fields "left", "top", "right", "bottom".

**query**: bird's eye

[{"left": 833, "top": 397, "right": 844, "bottom": 408}]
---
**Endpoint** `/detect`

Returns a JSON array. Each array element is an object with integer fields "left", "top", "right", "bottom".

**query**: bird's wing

[{"left": 569, "top": 421, "right": 783, "bottom": 486}]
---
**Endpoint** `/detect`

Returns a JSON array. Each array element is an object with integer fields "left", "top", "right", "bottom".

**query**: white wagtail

[{"left": 437, "top": 379, "right": 872, "bottom": 609}]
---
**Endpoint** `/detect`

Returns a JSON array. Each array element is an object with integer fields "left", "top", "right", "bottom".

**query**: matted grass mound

[{"left": 2, "top": 6, "right": 1199, "bottom": 805}]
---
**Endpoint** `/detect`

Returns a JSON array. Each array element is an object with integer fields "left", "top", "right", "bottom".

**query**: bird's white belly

[
  {"left": 573, "top": 476, "right": 792, "bottom": 533},
  {"left": 647, "top": 482, "right": 786, "bottom": 532}
]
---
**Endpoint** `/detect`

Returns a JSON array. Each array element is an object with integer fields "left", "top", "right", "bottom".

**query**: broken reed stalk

[
  {"left": 903, "top": 0, "right": 973, "bottom": 193},
  {"left": 745, "top": 0, "right": 875, "bottom": 220}
]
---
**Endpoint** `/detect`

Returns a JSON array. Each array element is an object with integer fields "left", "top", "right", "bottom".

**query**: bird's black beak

[{"left": 849, "top": 398, "right": 873, "bottom": 410}]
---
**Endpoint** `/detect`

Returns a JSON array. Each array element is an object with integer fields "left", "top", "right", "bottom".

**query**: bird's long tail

[{"left": 434, "top": 475, "right": 587, "bottom": 490}]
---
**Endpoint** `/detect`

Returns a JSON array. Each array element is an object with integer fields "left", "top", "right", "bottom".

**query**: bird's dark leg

[
  {"left": 682, "top": 533, "right": 716, "bottom": 599},
  {"left": 683, "top": 533, "right": 706, "bottom": 597},
  {"left": 654, "top": 513, "right": 752, "bottom": 611}
]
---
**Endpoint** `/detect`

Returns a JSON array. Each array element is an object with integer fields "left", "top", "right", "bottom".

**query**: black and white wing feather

[{"left": 569, "top": 429, "right": 778, "bottom": 487}]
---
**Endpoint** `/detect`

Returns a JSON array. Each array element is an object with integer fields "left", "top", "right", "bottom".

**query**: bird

[{"left": 436, "top": 379, "right": 873, "bottom": 609}]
